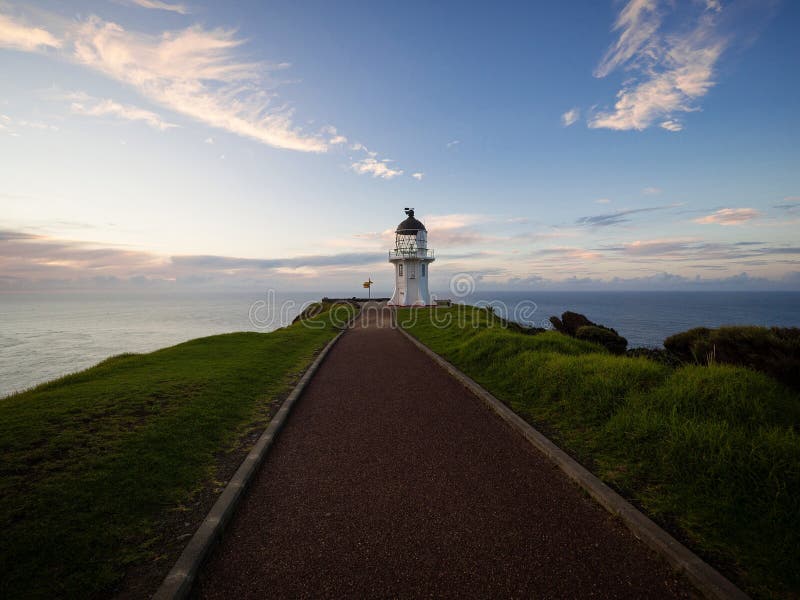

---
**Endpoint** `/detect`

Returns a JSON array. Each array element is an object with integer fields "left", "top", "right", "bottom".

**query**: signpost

[{"left": 363, "top": 277, "right": 373, "bottom": 299}]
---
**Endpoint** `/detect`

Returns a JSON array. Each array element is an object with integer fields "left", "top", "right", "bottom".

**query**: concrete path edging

[
  {"left": 396, "top": 323, "right": 749, "bottom": 600},
  {"left": 153, "top": 321, "right": 351, "bottom": 600}
]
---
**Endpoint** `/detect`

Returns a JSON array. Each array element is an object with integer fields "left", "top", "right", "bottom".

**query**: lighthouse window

[
  {"left": 398, "top": 264, "right": 403, "bottom": 276},
  {"left": 421, "top": 264, "right": 426, "bottom": 277}
]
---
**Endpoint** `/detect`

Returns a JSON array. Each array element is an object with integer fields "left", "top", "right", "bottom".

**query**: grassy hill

[
  {"left": 0, "top": 302, "right": 352, "bottom": 598},
  {"left": 399, "top": 306, "right": 800, "bottom": 598}
]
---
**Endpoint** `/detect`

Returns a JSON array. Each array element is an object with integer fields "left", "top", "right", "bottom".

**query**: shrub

[
  {"left": 663, "top": 327, "right": 711, "bottom": 361},
  {"left": 576, "top": 325, "right": 628, "bottom": 354},
  {"left": 550, "top": 311, "right": 628, "bottom": 355},
  {"left": 664, "top": 326, "right": 800, "bottom": 390}
]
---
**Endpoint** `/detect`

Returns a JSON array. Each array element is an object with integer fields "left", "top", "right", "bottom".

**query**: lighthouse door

[{"left": 407, "top": 263, "right": 416, "bottom": 279}]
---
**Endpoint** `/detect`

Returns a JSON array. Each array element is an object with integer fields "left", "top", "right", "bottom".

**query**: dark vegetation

[
  {"left": 550, "top": 311, "right": 628, "bottom": 354},
  {"left": 400, "top": 306, "right": 800, "bottom": 598},
  {"left": 665, "top": 325, "right": 800, "bottom": 390},
  {"left": 0, "top": 303, "right": 351, "bottom": 599}
]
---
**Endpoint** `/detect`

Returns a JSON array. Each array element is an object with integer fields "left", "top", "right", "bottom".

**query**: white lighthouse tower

[{"left": 388, "top": 208, "right": 435, "bottom": 306}]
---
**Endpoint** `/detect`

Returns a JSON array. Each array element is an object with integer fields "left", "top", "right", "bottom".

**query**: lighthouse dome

[{"left": 396, "top": 208, "right": 426, "bottom": 234}]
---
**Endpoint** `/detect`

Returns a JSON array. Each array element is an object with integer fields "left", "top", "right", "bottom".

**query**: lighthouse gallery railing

[{"left": 388, "top": 248, "right": 435, "bottom": 259}]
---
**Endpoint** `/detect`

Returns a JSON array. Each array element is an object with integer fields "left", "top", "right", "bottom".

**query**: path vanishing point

[{"left": 194, "top": 305, "right": 693, "bottom": 598}]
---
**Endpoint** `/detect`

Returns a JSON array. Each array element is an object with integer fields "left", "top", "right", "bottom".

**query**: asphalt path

[{"left": 195, "top": 305, "right": 692, "bottom": 599}]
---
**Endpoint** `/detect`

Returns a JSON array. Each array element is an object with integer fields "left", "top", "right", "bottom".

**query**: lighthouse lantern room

[{"left": 388, "top": 208, "right": 435, "bottom": 306}]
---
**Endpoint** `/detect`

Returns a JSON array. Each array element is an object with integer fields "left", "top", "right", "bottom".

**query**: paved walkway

[{"left": 194, "top": 305, "right": 692, "bottom": 598}]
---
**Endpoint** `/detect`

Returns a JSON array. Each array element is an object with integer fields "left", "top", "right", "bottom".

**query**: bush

[
  {"left": 664, "top": 326, "right": 800, "bottom": 390},
  {"left": 576, "top": 325, "right": 628, "bottom": 354},
  {"left": 550, "top": 311, "right": 628, "bottom": 355},
  {"left": 662, "top": 327, "right": 711, "bottom": 361}
]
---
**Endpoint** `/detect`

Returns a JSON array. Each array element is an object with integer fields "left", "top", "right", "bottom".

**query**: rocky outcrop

[{"left": 549, "top": 311, "right": 628, "bottom": 354}]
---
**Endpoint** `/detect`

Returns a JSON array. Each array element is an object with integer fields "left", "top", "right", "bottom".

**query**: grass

[
  {"left": 0, "top": 302, "right": 352, "bottom": 599},
  {"left": 399, "top": 305, "right": 800, "bottom": 598}
]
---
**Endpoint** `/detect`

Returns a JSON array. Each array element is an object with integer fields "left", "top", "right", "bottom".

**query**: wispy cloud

[
  {"left": 576, "top": 205, "right": 673, "bottom": 227},
  {"left": 593, "top": 0, "right": 660, "bottom": 79},
  {"left": 124, "top": 0, "right": 191, "bottom": 15},
  {"left": 68, "top": 16, "right": 329, "bottom": 152},
  {"left": 589, "top": 0, "right": 726, "bottom": 131},
  {"left": 642, "top": 186, "right": 662, "bottom": 195},
  {"left": 561, "top": 107, "right": 580, "bottom": 127},
  {"left": 69, "top": 92, "right": 178, "bottom": 131},
  {"left": 171, "top": 252, "right": 384, "bottom": 270},
  {"left": 0, "top": 13, "right": 61, "bottom": 52},
  {"left": 659, "top": 119, "right": 683, "bottom": 132},
  {"left": 1, "top": 8, "right": 403, "bottom": 160},
  {"left": 350, "top": 158, "right": 403, "bottom": 180},
  {"left": 0, "top": 228, "right": 386, "bottom": 289},
  {"left": 322, "top": 125, "right": 347, "bottom": 145},
  {"left": 446, "top": 139, "right": 461, "bottom": 148},
  {"left": 411, "top": 172, "right": 424, "bottom": 181},
  {"left": 774, "top": 196, "right": 800, "bottom": 210},
  {"left": 694, "top": 208, "right": 760, "bottom": 225}
]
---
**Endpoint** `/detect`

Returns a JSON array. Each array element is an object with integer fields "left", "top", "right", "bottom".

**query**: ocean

[{"left": 1, "top": 290, "right": 799, "bottom": 398}]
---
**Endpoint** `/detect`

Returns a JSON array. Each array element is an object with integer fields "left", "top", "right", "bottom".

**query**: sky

[{"left": 1, "top": 0, "right": 799, "bottom": 294}]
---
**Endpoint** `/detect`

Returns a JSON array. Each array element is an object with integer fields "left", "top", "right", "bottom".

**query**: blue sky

[{"left": 1, "top": 0, "right": 799, "bottom": 293}]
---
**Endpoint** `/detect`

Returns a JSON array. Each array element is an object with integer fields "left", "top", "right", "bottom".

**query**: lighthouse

[{"left": 388, "top": 208, "right": 435, "bottom": 306}]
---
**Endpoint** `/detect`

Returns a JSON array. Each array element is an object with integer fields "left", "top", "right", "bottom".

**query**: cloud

[
  {"left": 322, "top": 125, "right": 347, "bottom": 145},
  {"left": 66, "top": 16, "right": 331, "bottom": 152},
  {"left": 411, "top": 172, "right": 424, "bottom": 181},
  {"left": 0, "top": 114, "right": 60, "bottom": 134},
  {"left": 69, "top": 93, "right": 177, "bottom": 131},
  {"left": 171, "top": 252, "right": 384, "bottom": 270},
  {"left": 124, "top": 0, "right": 191, "bottom": 15},
  {"left": 4, "top": 228, "right": 800, "bottom": 292},
  {"left": 204, "top": 136, "right": 214, "bottom": 144},
  {"left": 576, "top": 204, "right": 673, "bottom": 227},
  {"left": 659, "top": 119, "right": 683, "bottom": 132},
  {"left": 642, "top": 186, "right": 662, "bottom": 195},
  {"left": 537, "top": 247, "right": 602, "bottom": 261},
  {"left": 594, "top": 0, "right": 660, "bottom": 79},
  {"left": 694, "top": 207, "right": 760, "bottom": 225},
  {"left": 421, "top": 213, "right": 498, "bottom": 247},
  {"left": 0, "top": 13, "right": 61, "bottom": 52},
  {"left": 595, "top": 198, "right": 611, "bottom": 204},
  {"left": 446, "top": 140, "right": 460, "bottom": 148},
  {"left": 2, "top": 9, "right": 368, "bottom": 153},
  {"left": 561, "top": 107, "right": 580, "bottom": 127},
  {"left": 0, "top": 228, "right": 387, "bottom": 289},
  {"left": 589, "top": 0, "right": 726, "bottom": 131},
  {"left": 350, "top": 158, "right": 403, "bottom": 180},
  {"left": 774, "top": 196, "right": 800, "bottom": 210}
]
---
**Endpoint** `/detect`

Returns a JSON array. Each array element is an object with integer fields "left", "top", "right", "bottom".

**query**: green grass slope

[
  {"left": 400, "top": 306, "right": 800, "bottom": 598},
  {"left": 0, "top": 304, "right": 350, "bottom": 598}
]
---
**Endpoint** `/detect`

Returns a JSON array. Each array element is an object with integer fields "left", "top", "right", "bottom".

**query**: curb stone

[
  {"left": 395, "top": 320, "right": 749, "bottom": 600},
  {"left": 153, "top": 307, "right": 360, "bottom": 600}
]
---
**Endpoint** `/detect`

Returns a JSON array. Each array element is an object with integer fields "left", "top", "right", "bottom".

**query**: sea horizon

[{"left": 3, "top": 289, "right": 799, "bottom": 398}]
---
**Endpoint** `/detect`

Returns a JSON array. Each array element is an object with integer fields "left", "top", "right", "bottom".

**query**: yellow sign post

[{"left": 362, "top": 277, "right": 373, "bottom": 299}]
